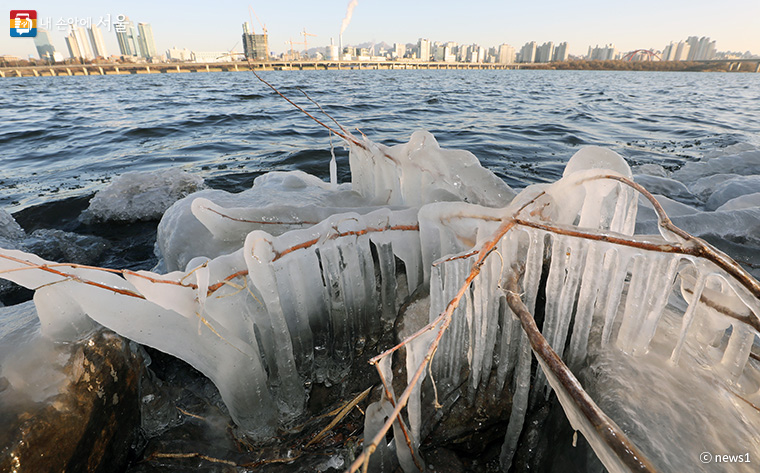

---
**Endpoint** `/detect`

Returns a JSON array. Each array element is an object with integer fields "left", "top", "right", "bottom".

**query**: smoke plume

[{"left": 340, "top": 0, "right": 359, "bottom": 35}]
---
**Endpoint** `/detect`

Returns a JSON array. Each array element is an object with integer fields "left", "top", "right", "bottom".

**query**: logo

[{"left": 10, "top": 10, "right": 36, "bottom": 37}]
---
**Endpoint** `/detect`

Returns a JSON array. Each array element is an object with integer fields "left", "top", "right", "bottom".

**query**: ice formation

[
  {"left": 0, "top": 130, "right": 513, "bottom": 439},
  {"left": 1, "top": 130, "right": 759, "bottom": 473},
  {"left": 82, "top": 168, "right": 204, "bottom": 222}
]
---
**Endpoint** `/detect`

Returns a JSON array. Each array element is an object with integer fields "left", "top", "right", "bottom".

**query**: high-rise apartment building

[
  {"left": 393, "top": 42, "right": 406, "bottom": 59},
  {"left": 674, "top": 41, "right": 690, "bottom": 61},
  {"left": 553, "top": 42, "right": 568, "bottom": 62},
  {"left": 72, "top": 26, "right": 94, "bottom": 60},
  {"left": 242, "top": 22, "right": 269, "bottom": 61},
  {"left": 497, "top": 43, "right": 516, "bottom": 63},
  {"left": 536, "top": 42, "right": 554, "bottom": 62},
  {"left": 65, "top": 35, "right": 81, "bottom": 60},
  {"left": 519, "top": 42, "right": 537, "bottom": 63},
  {"left": 34, "top": 29, "right": 56, "bottom": 60},
  {"left": 417, "top": 38, "right": 430, "bottom": 61},
  {"left": 588, "top": 44, "right": 617, "bottom": 60},
  {"left": 685, "top": 36, "right": 716, "bottom": 61},
  {"left": 116, "top": 15, "right": 141, "bottom": 57},
  {"left": 138, "top": 23, "right": 157, "bottom": 59},
  {"left": 88, "top": 25, "right": 108, "bottom": 58}
]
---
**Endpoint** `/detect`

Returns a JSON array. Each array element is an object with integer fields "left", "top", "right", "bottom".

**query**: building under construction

[{"left": 242, "top": 22, "right": 269, "bottom": 61}]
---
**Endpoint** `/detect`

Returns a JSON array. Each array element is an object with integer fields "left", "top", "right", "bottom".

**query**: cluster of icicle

[
  {"left": 0, "top": 130, "right": 515, "bottom": 439},
  {"left": 362, "top": 145, "right": 760, "bottom": 472},
  {"left": 2, "top": 129, "right": 760, "bottom": 473}
]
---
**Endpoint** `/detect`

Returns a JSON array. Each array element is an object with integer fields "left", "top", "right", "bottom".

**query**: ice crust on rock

[{"left": 83, "top": 168, "right": 204, "bottom": 222}]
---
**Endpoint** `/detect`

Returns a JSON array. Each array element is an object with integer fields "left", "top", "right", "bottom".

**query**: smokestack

[{"left": 339, "top": 34, "right": 343, "bottom": 61}]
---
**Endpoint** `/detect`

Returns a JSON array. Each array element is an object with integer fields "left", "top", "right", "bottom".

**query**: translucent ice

[{"left": 83, "top": 168, "right": 204, "bottom": 222}]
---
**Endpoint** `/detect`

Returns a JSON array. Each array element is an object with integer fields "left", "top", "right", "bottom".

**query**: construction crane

[
  {"left": 248, "top": 4, "right": 267, "bottom": 34},
  {"left": 301, "top": 28, "right": 317, "bottom": 58},
  {"left": 285, "top": 38, "right": 306, "bottom": 60}
]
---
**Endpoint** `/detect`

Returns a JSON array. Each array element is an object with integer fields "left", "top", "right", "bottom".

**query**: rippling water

[{"left": 2, "top": 70, "right": 759, "bottom": 210}]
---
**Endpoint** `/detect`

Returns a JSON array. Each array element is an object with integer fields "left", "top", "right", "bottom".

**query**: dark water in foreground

[{"left": 2, "top": 69, "right": 759, "bottom": 211}]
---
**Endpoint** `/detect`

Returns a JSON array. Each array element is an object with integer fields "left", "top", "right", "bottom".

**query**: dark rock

[{"left": 0, "top": 326, "right": 144, "bottom": 473}]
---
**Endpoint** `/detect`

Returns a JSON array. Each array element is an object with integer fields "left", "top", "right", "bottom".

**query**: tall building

[
  {"left": 519, "top": 42, "right": 537, "bottom": 63},
  {"left": 393, "top": 42, "right": 406, "bottom": 59},
  {"left": 137, "top": 23, "right": 157, "bottom": 59},
  {"left": 536, "top": 41, "right": 554, "bottom": 62},
  {"left": 553, "top": 42, "right": 568, "bottom": 62},
  {"left": 64, "top": 35, "right": 81, "bottom": 60},
  {"left": 34, "top": 29, "right": 56, "bottom": 60},
  {"left": 674, "top": 41, "right": 690, "bottom": 61},
  {"left": 662, "top": 42, "right": 675, "bottom": 61},
  {"left": 497, "top": 43, "right": 515, "bottom": 63},
  {"left": 417, "top": 38, "right": 430, "bottom": 61},
  {"left": 242, "top": 22, "right": 269, "bottom": 61},
  {"left": 88, "top": 25, "right": 108, "bottom": 58},
  {"left": 115, "top": 15, "right": 141, "bottom": 57},
  {"left": 72, "top": 26, "right": 94, "bottom": 60},
  {"left": 589, "top": 44, "right": 617, "bottom": 60}
]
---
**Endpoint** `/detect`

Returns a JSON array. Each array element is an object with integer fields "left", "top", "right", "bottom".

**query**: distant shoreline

[{"left": 1, "top": 59, "right": 757, "bottom": 78}]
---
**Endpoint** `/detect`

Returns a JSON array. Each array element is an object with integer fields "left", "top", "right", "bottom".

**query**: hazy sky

[{"left": 3, "top": 0, "right": 759, "bottom": 59}]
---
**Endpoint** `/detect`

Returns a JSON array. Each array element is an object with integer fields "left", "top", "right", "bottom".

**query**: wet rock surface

[{"left": 0, "top": 326, "right": 144, "bottom": 473}]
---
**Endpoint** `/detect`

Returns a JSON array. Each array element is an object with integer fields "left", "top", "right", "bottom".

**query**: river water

[
  {"left": 2, "top": 69, "right": 759, "bottom": 210},
  {"left": 1, "top": 69, "right": 760, "bottom": 471}
]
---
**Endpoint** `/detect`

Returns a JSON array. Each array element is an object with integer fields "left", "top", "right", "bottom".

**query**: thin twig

[
  {"left": 305, "top": 387, "right": 372, "bottom": 447},
  {"left": 246, "top": 58, "right": 362, "bottom": 147}
]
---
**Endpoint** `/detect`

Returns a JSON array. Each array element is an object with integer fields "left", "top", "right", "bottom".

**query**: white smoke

[{"left": 340, "top": 0, "right": 359, "bottom": 35}]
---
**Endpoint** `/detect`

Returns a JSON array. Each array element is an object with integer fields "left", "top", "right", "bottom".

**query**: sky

[{"left": 3, "top": 0, "right": 759, "bottom": 59}]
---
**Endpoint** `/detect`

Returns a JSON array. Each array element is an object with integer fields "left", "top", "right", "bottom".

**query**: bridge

[
  {"left": 0, "top": 60, "right": 523, "bottom": 78},
  {"left": 697, "top": 58, "right": 760, "bottom": 72}
]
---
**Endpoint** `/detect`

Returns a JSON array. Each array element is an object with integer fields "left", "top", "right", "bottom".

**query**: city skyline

[{"left": 3, "top": 1, "right": 759, "bottom": 60}]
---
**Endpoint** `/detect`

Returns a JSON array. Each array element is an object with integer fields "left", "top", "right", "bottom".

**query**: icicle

[
  {"left": 566, "top": 241, "right": 605, "bottom": 368},
  {"left": 406, "top": 329, "right": 435, "bottom": 447},
  {"left": 532, "top": 233, "right": 567, "bottom": 400},
  {"left": 480, "top": 237, "right": 511, "bottom": 388},
  {"left": 614, "top": 256, "right": 647, "bottom": 353},
  {"left": 600, "top": 250, "right": 632, "bottom": 346},
  {"left": 721, "top": 322, "right": 754, "bottom": 382},
  {"left": 628, "top": 256, "right": 679, "bottom": 355},
  {"left": 499, "top": 329, "right": 531, "bottom": 470},
  {"left": 374, "top": 240, "right": 399, "bottom": 325},
  {"left": 363, "top": 400, "right": 397, "bottom": 473},
  {"left": 670, "top": 270, "right": 706, "bottom": 364},
  {"left": 272, "top": 256, "right": 316, "bottom": 373},
  {"left": 469, "top": 254, "right": 492, "bottom": 394},
  {"left": 244, "top": 232, "right": 305, "bottom": 419},
  {"left": 551, "top": 237, "right": 587, "bottom": 361}
]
